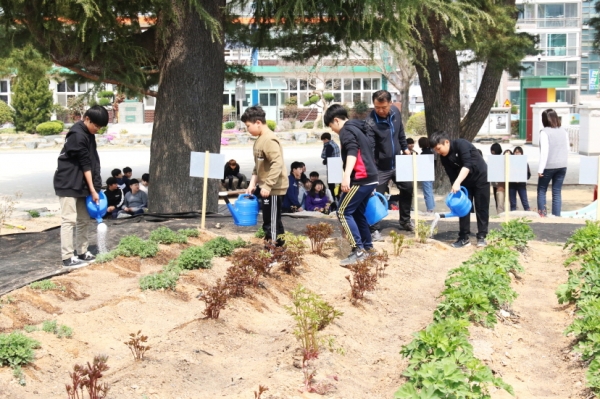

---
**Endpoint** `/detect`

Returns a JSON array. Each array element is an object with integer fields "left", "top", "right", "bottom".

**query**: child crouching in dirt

[{"left": 324, "top": 104, "right": 378, "bottom": 267}]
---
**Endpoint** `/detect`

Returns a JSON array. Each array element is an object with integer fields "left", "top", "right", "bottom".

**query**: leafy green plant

[
  {"left": 42, "top": 320, "right": 57, "bottom": 333},
  {"left": 149, "top": 226, "right": 188, "bottom": 244},
  {"left": 406, "top": 111, "right": 426, "bottom": 136},
  {"left": 276, "top": 232, "right": 307, "bottom": 274},
  {"left": 13, "top": 365, "right": 26, "bottom": 386},
  {"left": 125, "top": 330, "right": 150, "bottom": 361},
  {"left": 139, "top": 262, "right": 181, "bottom": 291},
  {"left": 0, "top": 332, "right": 40, "bottom": 367},
  {"left": 486, "top": 218, "right": 534, "bottom": 251},
  {"left": 95, "top": 251, "right": 118, "bottom": 263},
  {"left": 564, "top": 221, "right": 600, "bottom": 257},
  {"left": 389, "top": 231, "right": 405, "bottom": 256},
  {"left": 23, "top": 325, "right": 37, "bottom": 333},
  {"left": 27, "top": 209, "right": 40, "bottom": 218},
  {"left": 29, "top": 279, "right": 58, "bottom": 291},
  {"left": 464, "top": 245, "right": 523, "bottom": 275},
  {"left": 255, "top": 227, "right": 266, "bottom": 239},
  {"left": 57, "top": 325, "right": 73, "bottom": 339},
  {"left": 65, "top": 355, "right": 110, "bottom": 399},
  {"left": 305, "top": 222, "right": 334, "bottom": 255},
  {"left": 266, "top": 120, "right": 276, "bottom": 130},
  {"left": 116, "top": 235, "right": 159, "bottom": 258},
  {"left": 415, "top": 220, "right": 434, "bottom": 243},
  {"left": 177, "top": 246, "right": 213, "bottom": 269},
  {"left": 35, "top": 121, "right": 64, "bottom": 135},
  {"left": 223, "top": 121, "right": 236, "bottom": 129},
  {"left": 285, "top": 285, "right": 343, "bottom": 392},
  {"left": 0, "top": 99, "right": 14, "bottom": 124},
  {"left": 178, "top": 228, "right": 200, "bottom": 238},
  {"left": 203, "top": 236, "right": 246, "bottom": 257}
]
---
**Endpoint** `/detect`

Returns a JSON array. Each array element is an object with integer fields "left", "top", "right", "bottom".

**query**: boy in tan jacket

[{"left": 243, "top": 106, "right": 288, "bottom": 246}]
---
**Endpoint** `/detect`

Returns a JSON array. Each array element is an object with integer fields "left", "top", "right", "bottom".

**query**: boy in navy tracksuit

[{"left": 324, "top": 104, "right": 378, "bottom": 266}]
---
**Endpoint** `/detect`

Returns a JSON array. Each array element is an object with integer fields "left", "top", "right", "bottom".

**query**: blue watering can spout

[
  {"left": 86, "top": 191, "right": 108, "bottom": 222},
  {"left": 442, "top": 186, "right": 472, "bottom": 219}
]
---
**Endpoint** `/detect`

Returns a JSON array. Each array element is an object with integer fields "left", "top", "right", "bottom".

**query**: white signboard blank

[
  {"left": 190, "top": 152, "right": 226, "bottom": 179},
  {"left": 580, "top": 156, "right": 599, "bottom": 185},
  {"left": 327, "top": 157, "right": 344, "bottom": 184},
  {"left": 486, "top": 155, "right": 528, "bottom": 182},
  {"left": 395, "top": 154, "right": 435, "bottom": 182}
]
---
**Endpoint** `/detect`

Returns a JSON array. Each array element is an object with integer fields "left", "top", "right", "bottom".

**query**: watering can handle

[
  {"left": 460, "top": 186, "right": 468, "bottom": 197},
  {"left": 373, "top": 192, "right": 388, "bottom": 209},
  {"left": 237, "top": 194, "right": 257, "bottom": 201}
]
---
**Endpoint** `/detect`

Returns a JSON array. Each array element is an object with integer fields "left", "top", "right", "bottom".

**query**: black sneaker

[
  {"left": 340, "top": 250, "right": 366, "bottom": 267},
  {"left": 451, "top": 238, "right": 471, "bottom": 248},
  {"left": 400, "top": 222, "right": 415, "bottom": 232},
  {"left": 477, "top": 238, "right": 487, "bottom": 247},
  {"left": 77, "top": 251, "right": 96, "bottom": 262},
  {"left": 62, "top": 256, "right": 88, "bottom": 268}
]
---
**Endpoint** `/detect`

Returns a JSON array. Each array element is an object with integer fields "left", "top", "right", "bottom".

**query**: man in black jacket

[
  {"left": 325, "top": 104, "right": 378, "bottom": 266},
  {"left": 365, "top": 90, "right": 414, "bottom": 241},
  {"left": 430, "top": 131, "right": 490, "bottom": 248},
  {"left": 54, "top": 106, "right": 109, "bottom": 267},
  {"left": 104, "top": 177, "right": 124, "bottom": 219}
]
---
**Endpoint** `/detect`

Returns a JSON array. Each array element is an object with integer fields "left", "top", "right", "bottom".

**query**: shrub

[
  {"left": 0, "top": 332, "right": 40, "bottom": 367},
  {"left": 177, "top": 246, "right": 213, "bottom": 270},
  {"left": 352, "top": 101, "right": 369, "bottom": 116},
  {"left": 12, "top": 75, "right": 53, "bottom": 133},
  {"left": 149, "top": 226, "right": 188, "bottom": 244},
  {"left": 42, "top": 320, "right": 57, "bottom": 333},
  {"left": 406, "top": 111, "right": 426, "bottom": 136},
  {"left": 224, "top": 121, "right": 236, "bottom": 129},
  {"left": 266, "top": 120, "right": 276, "bottom": 130},
  {"left": 98, "top": 98, "right": 111, "bottom": 107},
  {"left": 36, "top": 121, "right": 64, "bottom": 135},
  {"left": 204, "top": 236, "right": 246, "bottom": 257},
  {"left": 282, "top": 104, "right": 299, "bottom": 119},
  {"left": 178, "top": 228, "right": 200, "bottom": 238},
  {"left": 29, "top": 279, "right": 57, "bottom": 291},
  {"left": 278, "top": 120, "right": 293, "bottom": 131},
  {"left": 255, "top": 227, "right": 266, "bottom": 239},
  {"left": 116, "top": 235, "right": 159, "bottom": 258},
  {"left": 95, "top": 251, "right": 118, "bottom": 263},
  {"left": 305, "top": 223, "right": 334, "bottom": 255},
  {"left": 303, "top": 122, "right": 314, "bottom": 129},
  {"left": 0, "top": 100, "right": 14, "bottom": 124},
  {"left": 199, "top": 278, "right": 229, "bottom": 319},
  {"left": 139, "top": 262, "right": 181, "bottom": 291}
]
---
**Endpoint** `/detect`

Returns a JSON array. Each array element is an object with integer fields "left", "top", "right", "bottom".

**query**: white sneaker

[{"left": 62, "top": 256, "right": 88, "bottom": 268}]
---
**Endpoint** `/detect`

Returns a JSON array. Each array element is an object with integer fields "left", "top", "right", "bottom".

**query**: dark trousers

[
  {"left": 509, "top": 184, "right": 530, "bottom": 211},
  {"left": 222, "top": 173, "right": 245, "bottom": 189},
  {"left": 262, "top": 195, "right": 284, "bottom": 246},
  {"left": 459, "top": 181, "right": 490, "bottom": 240},
  {"left": 328, "top": 183, "right": 337, "bottom": 200},
  {"left": 338, "top": 185, "right": 374, "bottom": 251},
  {"left": 370, "top": 168, "right": 413, "bottom": 232}
]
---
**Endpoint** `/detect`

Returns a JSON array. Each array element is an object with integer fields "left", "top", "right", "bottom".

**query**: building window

[{"left": 0, "top": 80, "right": 8, "bottom": 104}]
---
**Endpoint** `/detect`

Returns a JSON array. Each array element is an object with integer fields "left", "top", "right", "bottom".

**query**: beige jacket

[{"left": 252, "top": 130, "right": 288, "bottom": 195}]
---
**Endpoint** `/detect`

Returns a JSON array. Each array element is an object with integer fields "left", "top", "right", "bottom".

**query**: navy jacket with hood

[
  {"left": 365, "top": 105, "right": 408, "bottom": 171},
  {"left": 53, "top": 121, "right": 102, "bottom": 197},
  {"left": 282, "top": 174, "right": 303, "bottom": 209},
  {"left": 339, "top": 120, "right": 378, "bottom": 185}
]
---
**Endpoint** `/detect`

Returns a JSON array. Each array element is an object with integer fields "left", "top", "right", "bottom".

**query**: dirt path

[
  {"left": 470, "top": 241, "right": 588, "bottom": 399},
  {"left": 0, "top": 232, "right": 476, "bottom": 399}
]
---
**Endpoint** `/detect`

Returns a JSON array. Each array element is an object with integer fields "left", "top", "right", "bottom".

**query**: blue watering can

[
  {"left": 86, "top": 191, "right": 108, "bottom": 223},
  {"left": 440, "top": 186, "right": 472, "bottom": 219},
  {"left": 365, "top": 192, "right": 389, "bottom": 225},
  {"left": 224, "top": 194, "right": 259, "bottom": 226}
]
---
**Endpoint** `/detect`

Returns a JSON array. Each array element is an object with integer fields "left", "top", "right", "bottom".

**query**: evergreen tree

[
  {"left": 12, "top": 75, "right": 53, "bottom": 133},
  {"left": 0, "top": 100, "right": 14, "bottom": 125}
]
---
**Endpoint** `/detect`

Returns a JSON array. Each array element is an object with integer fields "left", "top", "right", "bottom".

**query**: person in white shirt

[
  {"left": 537, "top": 109, "right": 569, "bottom": 217},
  {"left": 140, "top": 173, "right": 149, "bottom": 194}
]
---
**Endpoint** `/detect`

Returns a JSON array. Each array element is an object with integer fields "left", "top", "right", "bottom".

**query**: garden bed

[{"left": 0, "top": 222, "right": 591, "bottom": 398}]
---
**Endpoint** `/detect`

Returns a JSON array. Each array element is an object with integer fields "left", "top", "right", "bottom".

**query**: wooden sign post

[
  {"left": 396, "top": 154, "right": 435, "bottom": 239},
  {"left": 504, "top": 152, "right": 510, "bottom": 223},
  {"left": 190, "top": 151, "right": 226, "bottom": 230}
]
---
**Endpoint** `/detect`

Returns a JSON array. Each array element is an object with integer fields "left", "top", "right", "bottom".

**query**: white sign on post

[
  {"left": 327, "top": 157, "right": 344, "bottom": 184},
  {"left": 487, "top": 155, "right": 528, "bottom": 182},
  {"left": 580, "top": 156, "right": 599, "bottom": 185},
  {"left": 395, "top": 154, "right": 435, "bottom": 182},
  {"left": 190, "top": 152, "right": 226, "bottom": 179}
]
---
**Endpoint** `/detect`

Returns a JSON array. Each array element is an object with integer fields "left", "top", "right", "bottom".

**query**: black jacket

[
  {"left": 339, "top": 120, "right": 378, "bottom": 185},
  {"left": 53, "top": 121, "right": 101, "bottom": 197},
  {"left": 440, "top": 139, "right": 487, "bottom": 187},
  {"left": 224, "top": 163, "right": 240, "bottom": 177},
  {"left": 365, "top": 105, "right": 408, "bottom": 171},
  {"left": 105, "top": 188, "right": 124, "bottom": 208}
]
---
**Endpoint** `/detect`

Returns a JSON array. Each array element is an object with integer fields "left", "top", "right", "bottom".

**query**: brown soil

[{"left": 0, "top": 233, "right": 589, "bottom": 399}]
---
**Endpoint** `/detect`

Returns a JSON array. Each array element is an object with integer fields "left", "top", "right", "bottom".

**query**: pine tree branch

[{"left": 53, "top": 62, "right": 158, "bottom": 97}]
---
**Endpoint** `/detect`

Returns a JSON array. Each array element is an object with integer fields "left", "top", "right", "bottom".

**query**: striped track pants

[
  {"left": 337, "top": 184, "right": 374, "bottom": 251},
  {"left": 262, "top": 195, "right": 285, "bottom": 246}
]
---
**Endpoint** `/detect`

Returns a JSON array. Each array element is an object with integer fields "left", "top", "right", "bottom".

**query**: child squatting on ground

[
  {"left": 242, "top": 106, "right": 289, "bottom": 247},
  {"left": 324, "top": 104, "right": 379, "bottom": 267}
]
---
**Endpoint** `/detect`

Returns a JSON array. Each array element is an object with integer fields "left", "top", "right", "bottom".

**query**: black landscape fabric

[{"left": 0, "top": 214, "right": 582, "bottom": 296}]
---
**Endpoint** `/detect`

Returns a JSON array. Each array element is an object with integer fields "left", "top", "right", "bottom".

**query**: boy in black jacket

[
  {"left": 324, "top": 104, "right": 378, "bottom": 266},
  {"left": 54, "top": 106, "right": 109, "bottom": 267},
  {"left": 430, "top": 131, "right": 490, "bottom": 248}
]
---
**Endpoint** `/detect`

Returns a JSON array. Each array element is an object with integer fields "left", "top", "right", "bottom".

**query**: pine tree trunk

[
  {"left": 413, "top": 19, "right": 461, "bottom": 194},
  {"left": 149, "top": 0, "right": 225, "bottom": 213}
]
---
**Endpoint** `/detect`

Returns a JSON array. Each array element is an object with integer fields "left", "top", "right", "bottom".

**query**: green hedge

[{"left": 36, "top": 121, "right": 64, "bottom": 136}]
